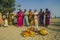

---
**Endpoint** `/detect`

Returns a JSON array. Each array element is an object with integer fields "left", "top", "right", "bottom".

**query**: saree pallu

[
  {"left": 28, "top": 12, "right": 34, "bottom": 26},
  {"left": 24, "top": 15, "right": 29, "bottom": 26}
]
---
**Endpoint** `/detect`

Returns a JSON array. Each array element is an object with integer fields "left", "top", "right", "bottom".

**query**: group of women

[
  {"left": 17, "top": 8, "right": 51, "bottom": 28},
  {"left": 0, "top": 8, "right": 51, "bottom": 28}
]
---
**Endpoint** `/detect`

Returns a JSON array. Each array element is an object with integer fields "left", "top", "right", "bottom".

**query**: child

[{"left": 3, "top": 16, "right": 8, "bottom": 27}]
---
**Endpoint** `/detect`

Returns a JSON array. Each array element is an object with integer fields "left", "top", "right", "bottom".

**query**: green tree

[{"left": 0, "top": 0, "right": 15, "bottom": 14}]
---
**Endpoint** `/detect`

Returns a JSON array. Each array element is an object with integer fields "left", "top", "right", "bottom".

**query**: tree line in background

[{"left": 0, "top": 0, "right": 15, "bottom": 15}]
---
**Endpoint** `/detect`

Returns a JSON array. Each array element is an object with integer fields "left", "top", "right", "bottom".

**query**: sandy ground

[{"left": 0, "top": 18, "right": 60, "bottom": 40}]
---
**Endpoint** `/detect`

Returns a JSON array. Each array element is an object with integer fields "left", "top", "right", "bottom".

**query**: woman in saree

[
  {"left": 24, "top": 9, "right": 29, "bottom": 26},
  {"left": 0, "top": 12, "right": 3, "bottom": 27},
  {"left": 17, "top": 9, "right": 23, "bottom": 27},
  {"left": 28, "top": 9, "right": 34, "bottom": 30},
  {"left": 39, "top": 9, "right": 44, "bottom": 26},
  {"left": 34, "top": 10, "right": 39, "bottom": 30},
  {"left": 8, "top": 12, "right": 13, "bottom": 25},
  {"left": 45, "top": 9, "right": 51, "bottom": 27}
]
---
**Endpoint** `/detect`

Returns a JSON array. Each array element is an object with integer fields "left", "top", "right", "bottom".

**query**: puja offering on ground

[
  {"left": 22, "top": 28, "right": 48, "bottom": 37},
  {"left": 39, "top": 29, "right": 48, "bottom": 35},
  {"left": 22, "top": 29, "right": 36, "bottom": 37}
]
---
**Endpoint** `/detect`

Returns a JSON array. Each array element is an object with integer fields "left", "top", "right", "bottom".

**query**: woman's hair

[
  {"left": 46, "top": 8, "right": 48, "bottom": 11},
  {"left": 29, "top": 9, "right": 31, "bottom": 12},
  {"left": 19, "top": 9, "right": 21, "bottom": 11},
  {"left": 34, "top": 9, "right": 37, "bottom": 12},
  {"left": 24, "top": 9, "right": 26, "bottom": 12},
  {"left": 40, "top": 9, "right": 42, "bottom": 11}
]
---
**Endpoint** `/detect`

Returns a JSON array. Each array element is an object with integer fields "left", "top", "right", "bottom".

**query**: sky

[{"left": 15, "top": 0, "right": 60, "bottom": 17}]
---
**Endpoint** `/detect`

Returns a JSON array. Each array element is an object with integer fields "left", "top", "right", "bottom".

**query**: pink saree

[{"left": 17, "top": 11, "right": 23, "bottom": 27}]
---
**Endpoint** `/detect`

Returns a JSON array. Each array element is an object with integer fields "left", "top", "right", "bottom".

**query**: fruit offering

[
  {"left": 30, "top": 31, "right": 36, "bottom": 37},
  {"left": 22, "top": 29, "right": 36, "bottom": 37},
  {"left": 40, "top": 29, "right": 48, "bottom": 35},
  {"left": 23, "top": 32, "right": 30, "bottom": 37}
]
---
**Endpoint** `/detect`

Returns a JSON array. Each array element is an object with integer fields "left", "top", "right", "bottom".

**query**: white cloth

[
  {"left": 34, "top": 12, "right": 38, "bottom": 29},
  {"left": 4, "top": 19, "right": 8, "bottom": 26}
]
